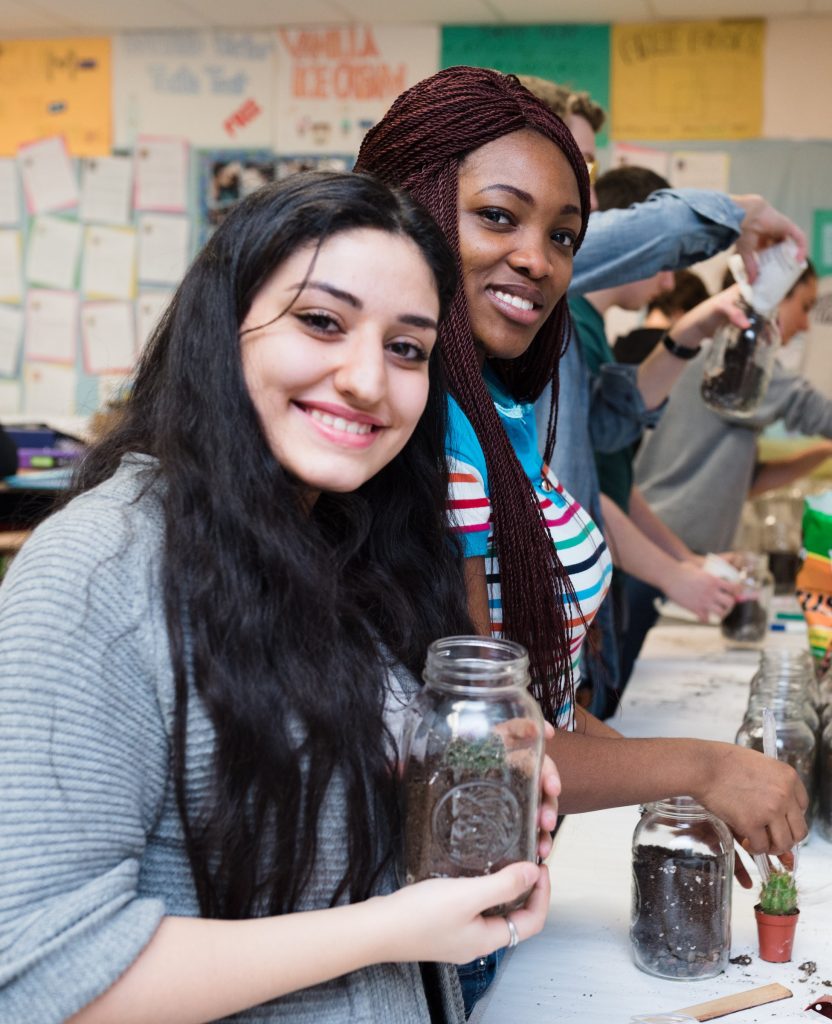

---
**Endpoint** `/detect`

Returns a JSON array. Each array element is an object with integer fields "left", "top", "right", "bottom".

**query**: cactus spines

[{"left": 759, "top": 869, "right": 799, "bottom": 915}]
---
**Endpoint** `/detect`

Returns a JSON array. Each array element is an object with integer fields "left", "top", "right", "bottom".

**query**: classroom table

[{"left": 470, "top": 621, "right": 832, "bottom": 1024}]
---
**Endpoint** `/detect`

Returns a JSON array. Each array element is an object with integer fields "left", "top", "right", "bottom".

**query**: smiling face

[
  {"left": 240, "top": 228, "right": 440, "bottom": 503},
  {"left": 456, "top": 129, "right": 583, "bottom": 364}
]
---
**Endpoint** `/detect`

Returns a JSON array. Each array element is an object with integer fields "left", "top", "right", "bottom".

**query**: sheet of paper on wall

[
  {"left": 670, "top": 151, "right": 731, "bottom": 193},
  {"left": 80, "top": 155, "right": 133, "bottom": 226},
  {"left": 0, "top": 230, "right": 23, "bottom": 303},
  {"left": 82, "top": 225, "right": 136, "bottom": 300},
  {"left": 81, "top": 301, "right": 136, "bottom": 375},
  {"left": 136, "top": 290, "right": 173, "bottom": 350},
  {"left": 25, "top": 289, "right": 79, "bottom": 364},
  {"left": 0, "top": 160, "right": 21, "bottom": 225},
  {"left": 134, "top": 136, "right": 188, "bottom": 212},
  {"left": 0, "top": 378, "right": 21, "bottom": 415},
  {"left": 0, "top": 305, "right": 23, "bottom": 378},
  {"left": 138, "top": 215, "right": 189, "bottom": 285},
  {"left": 26, "top": 215, "right": 83, "bottom": 291},
  {"left": 23, "top": 361, "right": 77, "bottom": 416},
  {"left": 610, "top": 143, "right": 671, "bottom": 180},
  {"left": 17, "top": 136, "right": 79, "bottom": 214}
]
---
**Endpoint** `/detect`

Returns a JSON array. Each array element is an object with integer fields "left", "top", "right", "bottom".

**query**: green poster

[
  {"left": 441, "top": 25, "right": 610, "bottom": 145},
  {"left": 812, "top": 209, "right": 832, "bottom": 277}
]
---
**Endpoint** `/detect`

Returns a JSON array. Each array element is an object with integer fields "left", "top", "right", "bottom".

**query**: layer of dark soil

[
  {"left": 767, "top": 551, "right": 801, "bottom": 594},
  {"left": 721, "top": 598, "right": 768, "bottom": 643},
  {"left": 631, "top": 844, "right": 730, "bottom": 979},
  {"left": 403, "top": 758, "right": 534, "bottom": 916},
  {"left": 701, "top": 329, "right": 767, "bottom": 414}
]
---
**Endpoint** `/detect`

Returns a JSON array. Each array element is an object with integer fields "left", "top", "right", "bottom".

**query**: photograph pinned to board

[
  {"left": 79, "top": 154, "right": 133, "bottom": 226},
  {"left": 275, "top": 155, "right": 353, "bottom": 180},
  {"left": 17, "top": 136, "right": 79, "bottom": 214},
  {"left": 24, "top": 289, "right": 79, "bottom": 364},
  {"left": 196, "top": 149, "right": 276, "bottom": 243},
  {"left": 0, "top": 159, "right": 21, "bottom": 226}
]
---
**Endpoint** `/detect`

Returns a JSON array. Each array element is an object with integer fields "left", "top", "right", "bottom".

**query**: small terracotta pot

[{"left": 754, "top": 904, "right": 799, "bottom": 962}]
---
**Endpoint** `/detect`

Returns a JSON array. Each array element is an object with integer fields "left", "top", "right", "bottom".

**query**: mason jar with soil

[
  {"left": 631, "top": 796, "right": 734, "bottom": 980},
  {"left": 400, "top": 636, "right": 544, "bottom": 915}
]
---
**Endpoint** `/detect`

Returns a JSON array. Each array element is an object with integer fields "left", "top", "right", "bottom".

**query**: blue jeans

[
  {"left": 619, "top": 575, "right": 662, "bottom": 687},
  {"left": 457, "top": 947, "right": 506, "bottom": 1018}
]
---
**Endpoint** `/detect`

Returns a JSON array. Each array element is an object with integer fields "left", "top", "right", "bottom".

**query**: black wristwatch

[{"left": 662, "top": 332, "right": 701, "bottom": 361}]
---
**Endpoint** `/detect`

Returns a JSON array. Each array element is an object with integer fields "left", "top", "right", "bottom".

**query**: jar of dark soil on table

[
  {"left": 400, "top": 636, "right": 544, "bottom": 915},
  {"left": 631, "top": 796, "right": 734, "bottom": 979},
  {"left": 720, "top": 553, "right": 773, "bottom": 645}
]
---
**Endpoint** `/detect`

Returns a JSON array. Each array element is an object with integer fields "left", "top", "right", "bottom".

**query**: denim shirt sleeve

[
  {"left": 589, "top": 362, "right": 666, "bottom": 453},
  {"left": 571, "top": 189, "right": 745, "bottom": 294}
]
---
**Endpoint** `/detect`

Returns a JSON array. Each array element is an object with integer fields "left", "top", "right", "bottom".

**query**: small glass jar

[
  {"left": 631, "top": 796, "right": 734, "bottom": 980},
  {"left": 818, "top": 719, "right": 832, "bottom": 842},
  {"left": 400, "top": 636, "right": 544, "bottom": 914},
  {"left": 735, "top": 697, "right": 817, "bottom": 829},
  {"left": 720, "top": 553, "right": 773, "bottom": 645},
  {"left": 700, "top": 300, "right": 780, "bottom": 417}
]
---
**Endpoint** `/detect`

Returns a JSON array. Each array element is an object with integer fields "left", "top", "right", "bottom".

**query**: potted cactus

[{"left": 755, "top": 869, "right": 799, "bottom": 962}]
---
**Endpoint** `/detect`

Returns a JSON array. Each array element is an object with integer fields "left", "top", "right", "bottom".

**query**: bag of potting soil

[{"left": 795, "top": 490, "right": 832, "bottom": 674}]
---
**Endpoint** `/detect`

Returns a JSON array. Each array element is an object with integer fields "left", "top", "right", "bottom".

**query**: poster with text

[
  {"left": 274, "top": 26, "right": 439, "bottom": 155},
  {"left": 0, "top": 38, "right": 111, "bottom": 156},
  {"left": 113, "top": 30, "right": 275, "bottom": 149},
  {"left": 442, "top": 25, "right": 610, "bottom": 146},
  {"left": 611, "top": 20, "right": 764, "bottom": 141}
]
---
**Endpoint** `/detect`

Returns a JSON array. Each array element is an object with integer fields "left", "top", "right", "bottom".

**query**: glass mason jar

[
  {"left": 700, "top": 300, "right": 781, "bottom": 417},
  {"left": 748, "top": 648, "right": 820, "bottom": 731},
  {"left": 819, "top": 719, "right": 832, "bottom": 842},
  {"left": 631, "top": 796, "right": 734, "bottom": 980},
  {"left": 720, "top": 553, "right": 773, "bottom": 645},
  {"left": 735, "top": 697, "right": 817, "bottom": 829},
  {"left": 400, "top": 636, "right": 544, "bottom": 914}
]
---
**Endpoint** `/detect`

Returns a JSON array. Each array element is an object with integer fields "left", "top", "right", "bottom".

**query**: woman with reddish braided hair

[{"left": 356, "top": 66, "right": 603, "bottom": 728}]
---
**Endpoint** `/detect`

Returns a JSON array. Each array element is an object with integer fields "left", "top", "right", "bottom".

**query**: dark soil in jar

[
  {"left": 403, "top": 742, "right": 535, "bottom": 916},
  {"left": 631, "top": 844, "right": 730, "bottom": 979},
  {"left": 721, "top": 598, "right": 768, "bottom": 643},
  {"left": 700, "top": 329, "right": 768, "bottom": 414},
  {"left": 767, "top": 551, "right": 801, "bottom": 594}
]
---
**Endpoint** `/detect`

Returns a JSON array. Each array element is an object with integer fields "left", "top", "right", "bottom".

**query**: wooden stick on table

[{"left": 672, "top": 983, "right": 792, "bottom": 1021}]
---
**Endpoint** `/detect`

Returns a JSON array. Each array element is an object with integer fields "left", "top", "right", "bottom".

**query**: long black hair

[{"left": 74, "top": 171, "right": 472, "bottom": 919}]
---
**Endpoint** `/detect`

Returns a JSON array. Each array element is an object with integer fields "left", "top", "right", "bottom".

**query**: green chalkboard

[{"left": 441, "top": 25, "right": 610, "bottom": 145}]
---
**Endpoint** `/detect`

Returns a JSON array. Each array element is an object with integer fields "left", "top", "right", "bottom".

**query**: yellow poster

[
  {"left": 0, "top": 38, "right": 111, "bottom": 156},
  {"left": 611, "top": 20, "right": 764, "bottom": 141}
]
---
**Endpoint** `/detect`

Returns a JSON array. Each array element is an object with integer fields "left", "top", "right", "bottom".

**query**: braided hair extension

[{"left": 355, "top": 66, "right": 591, "bottom": 721}]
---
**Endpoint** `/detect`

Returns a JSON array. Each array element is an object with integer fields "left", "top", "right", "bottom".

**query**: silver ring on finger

[{"left": 505, "top": 915, "right": 519, "bottom": 949}]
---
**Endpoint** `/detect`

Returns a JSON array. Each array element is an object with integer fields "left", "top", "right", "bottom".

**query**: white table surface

[{"left": 470, "top": 622, "right": 832, "bottom": 1024}]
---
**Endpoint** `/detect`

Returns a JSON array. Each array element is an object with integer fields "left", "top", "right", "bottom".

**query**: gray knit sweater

[{"left": 0, "top": 457, "right": 464, "bottom": 1024}]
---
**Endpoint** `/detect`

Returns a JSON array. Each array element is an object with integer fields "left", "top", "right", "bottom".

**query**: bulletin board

[
  {"left": 441, "top": 25, "right": 610, "bottom": 146},
  {"left": 611, "top": 20, "right": 764, "bottom": 141}
]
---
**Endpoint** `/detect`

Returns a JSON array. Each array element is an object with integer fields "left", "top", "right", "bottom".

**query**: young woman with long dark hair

[
  {"left": 356, "top": 69, "right": 809, "bottom": 1010},
  {"left": 0, "top": 172, "right": 557, "bottom": 1024}
]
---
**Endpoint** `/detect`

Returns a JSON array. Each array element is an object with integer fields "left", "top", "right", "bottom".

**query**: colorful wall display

[
  {"left": 441, "top": 25, "right": 610, "bottom": 145},
  {"left": 611, "top": 20, "right": 764, "bottom": 141},
  {"left": 274, "top": 25, "right": 439, "bottom": 154},
  {"left": 0, "top": 38, "right": 111, "bottom": 157}
]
